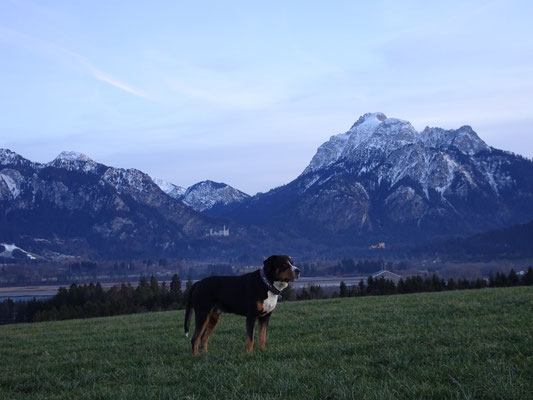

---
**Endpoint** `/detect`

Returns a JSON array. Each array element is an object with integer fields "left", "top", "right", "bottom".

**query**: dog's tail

[{"left": 184, "top": 282, "right": 196, "bottom": 338}]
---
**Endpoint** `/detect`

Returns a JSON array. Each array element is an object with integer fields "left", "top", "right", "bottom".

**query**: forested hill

[{"left": 411, "top": 219, "right": 533, "bottom": 260}]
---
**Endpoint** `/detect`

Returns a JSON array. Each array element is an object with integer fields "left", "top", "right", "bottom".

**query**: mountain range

[
  {"left": 0, "top": 150, "right": 252, "bottom": 259},
  {"left": 2, "top": 112, "right": 533, "bottom": 260},
  {"left": 208, "top": 112, "right": 533, "bottom": 247}
]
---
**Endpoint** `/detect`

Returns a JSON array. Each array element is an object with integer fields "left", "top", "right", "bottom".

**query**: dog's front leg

[
  {"left": 245, "top": 313, "right": 257, "bottom": 353},
  {"left": 258, "top": 314, "right": 271, "bottom": 350}
]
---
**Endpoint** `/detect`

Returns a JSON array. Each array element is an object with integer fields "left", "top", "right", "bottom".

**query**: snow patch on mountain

[
  {"left": 154, "top": 178, "right": 186, "bottom": 199},
  {"left": 0, "top": 170, "right": 22, "bottom": 199},
  {"left": 0, "top": 243, "right": 37, "bottom": 260}
]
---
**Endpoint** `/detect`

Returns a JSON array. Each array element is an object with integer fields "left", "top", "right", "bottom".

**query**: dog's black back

[{"left": 187, "top": 271, "right": 267, "bottom": 317}]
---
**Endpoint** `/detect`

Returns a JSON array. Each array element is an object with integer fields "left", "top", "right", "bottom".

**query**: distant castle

[{"left": 207, "top": 225, "right": 230, "bottom": 237}]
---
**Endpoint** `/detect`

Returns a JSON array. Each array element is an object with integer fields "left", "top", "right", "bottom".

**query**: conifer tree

[
  {"left": 522, "top": 267, "right": 533, "bottom": 285},
  {"left": 508, "top": 269, "right": 519, "bottom": 286},
  {"left": 357, "top": 279, "right": 365, "bottom": 296},
  {"left": 170, "top": 273, "right": 183, "bottom": 306},
  {"left": 183, "top": 276, "right": 194, "bottom": 305},
  {"left": 339, "top": 281, "right": 348, "bottom": 297}
]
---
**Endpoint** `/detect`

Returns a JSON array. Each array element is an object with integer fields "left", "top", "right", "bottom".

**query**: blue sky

[{"left": 1, "top": 0, "right": 532, "bottom": 194}]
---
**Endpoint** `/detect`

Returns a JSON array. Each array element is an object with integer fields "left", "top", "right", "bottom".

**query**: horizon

[
  {"left": 1, "top": 1, "right": 532, "bottom": 195},
  {"left": 1, "top": 111, "right": 531, "bottom": 196}
]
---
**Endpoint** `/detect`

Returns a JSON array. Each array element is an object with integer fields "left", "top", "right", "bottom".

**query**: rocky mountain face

[
  {"left": 0, "top": 150, "right": 230, "bottom": 258},
  {"left": 155, "top": 179, "right": 249, "bottom": 212},
  {"left": 209, "top": 113, "right": 533, "bottom": 246}
]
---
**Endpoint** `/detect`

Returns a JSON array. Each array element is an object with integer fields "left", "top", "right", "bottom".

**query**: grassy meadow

[{"left": 0, "top": 286, "right": 532, "bottom": 400}]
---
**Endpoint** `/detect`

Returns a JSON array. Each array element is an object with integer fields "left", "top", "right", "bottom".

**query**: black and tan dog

[{"left": 184, "top": 255, "right": 300, "bottom": 355}]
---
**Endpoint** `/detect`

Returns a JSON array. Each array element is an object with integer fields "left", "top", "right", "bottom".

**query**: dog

[{"left": 184, "top": 255, "right": 300, "bottom": 355}]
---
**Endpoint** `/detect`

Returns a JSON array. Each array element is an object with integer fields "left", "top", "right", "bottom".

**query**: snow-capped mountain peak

[
  {"left": 304, "top": 112, "right": 416, "bottom": 174},
  {"left": 48, "top": 151, "right": 100, "bottom": 173},
  {"left": 349, "top": 112, "right": 387, "bottom": 130},
  {"left": 303, "top": 112, "right": 492, "bottom": 176},
  {"left": 154, "top": 178, "right": 249, "bottom": 211},
  {"left": 0, "top": 149, "right": 34, "bottom": 167},
  {"left": 55, "top": 151, "right": 93, "bottom": 162},
  {"left": 182, "top": 180, "right": 250, "bottom": 212},
  {"left": 0, "top": 149, "right": 20, "bottom": 165}
]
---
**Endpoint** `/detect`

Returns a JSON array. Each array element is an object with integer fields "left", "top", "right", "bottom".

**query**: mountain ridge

[
  {"left": 155, "top": 179, "right": 249, "bottom": 212},
  {"left": 0, "top": 149, "right": 245, "bottom": 259}
]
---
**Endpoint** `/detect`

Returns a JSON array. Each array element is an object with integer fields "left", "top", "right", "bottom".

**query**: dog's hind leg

[
  {"left": 191, "top": 308, "right": 211, "bottom": 356},
  {"left": 201, "top": 311, "right": 222, "bottom": 353}
]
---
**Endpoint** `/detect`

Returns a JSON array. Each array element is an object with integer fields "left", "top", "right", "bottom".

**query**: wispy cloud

[
  {"left": 0, "top": 24, "right": 150, "bottom": 99},
  {"left": 79, "top": 59, "right": 150, "bottom": 99}
]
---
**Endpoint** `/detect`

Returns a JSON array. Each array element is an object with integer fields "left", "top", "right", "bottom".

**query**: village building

[{"left": 371, "top": 269, "right": 402, "bottom": 284}]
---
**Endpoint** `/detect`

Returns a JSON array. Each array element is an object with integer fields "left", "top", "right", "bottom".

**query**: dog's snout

[{"left": 294, "top": 267, "right": 300, "bottom": 278}]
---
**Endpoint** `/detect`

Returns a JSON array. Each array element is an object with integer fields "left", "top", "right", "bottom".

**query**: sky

[{"left": 1, "top": 0, "right": 532, "bottom": 195}]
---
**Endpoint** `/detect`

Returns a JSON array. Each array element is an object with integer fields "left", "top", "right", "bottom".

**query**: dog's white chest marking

[
  {"left": 263, "top": 291, "right": 279, "bottom": 314},
  {"left": 262, "top": 281, "right": 287, "bottom": 314}
]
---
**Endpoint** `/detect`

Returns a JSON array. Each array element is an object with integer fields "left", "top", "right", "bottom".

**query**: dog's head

[{"left": 263, "top": 255, "right": 300, "bottom": 284}]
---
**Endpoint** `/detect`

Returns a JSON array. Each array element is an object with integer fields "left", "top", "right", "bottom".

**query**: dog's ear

[
  {"left": 263, "top": 255, "right": 276, "bottom": 276},
  {"left": 263, "top": 255, "right": 273, "bottom": 269},
  {"left": 263, "top": 255, "right": 280, "bottom": 282}
]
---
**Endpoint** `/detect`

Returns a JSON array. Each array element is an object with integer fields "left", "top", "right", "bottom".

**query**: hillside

[
  {"left": 1, "top": 287, "right": 532, "bottom": 399},
  {"left": 412, "top": 218, "right": 533, "bottom": 260}
]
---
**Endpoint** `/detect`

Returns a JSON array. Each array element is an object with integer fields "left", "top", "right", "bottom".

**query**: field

[{"left": 1, "top": 287, "right": 532, "bottom": 400}]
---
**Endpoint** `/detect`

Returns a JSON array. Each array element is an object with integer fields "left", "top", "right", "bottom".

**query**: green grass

[{"left": 1, "top": 287, "right": 532, "bottom": 400}]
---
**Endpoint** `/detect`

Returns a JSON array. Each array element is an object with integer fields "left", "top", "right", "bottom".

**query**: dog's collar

[{"left": 260, "top": 267, "right": 282, "bottom": 296}]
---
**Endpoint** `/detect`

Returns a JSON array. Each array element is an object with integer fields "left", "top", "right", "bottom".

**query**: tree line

[
  {"left": 336, "top": 268, "right": 533, "bottom": 298},
  {"left": 0, "top": 274, "right": 192, "bottom": 325},
  {"left": 0, "top": 268, "right": 531, "bottom": 325}
]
